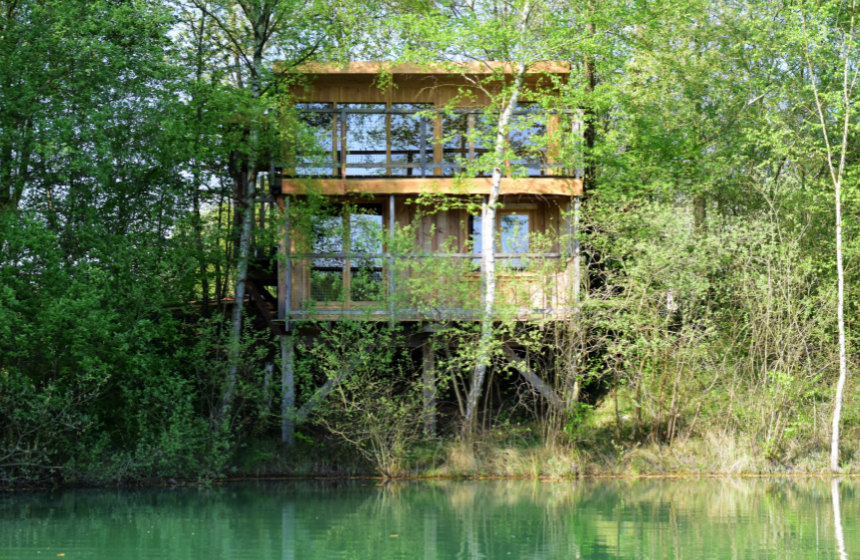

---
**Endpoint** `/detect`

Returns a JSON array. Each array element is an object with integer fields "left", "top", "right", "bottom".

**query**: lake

[{"left": 0, "top": 478, "right": 856, "bottom": 559}]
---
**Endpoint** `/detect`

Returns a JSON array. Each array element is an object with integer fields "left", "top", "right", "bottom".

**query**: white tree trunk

[
  {"left": 830, "top": 178, "right": 847, "bottom": 473},
  {"left": 222, "top": 27, "right": 265, "bottom": 420},
  {"left": 805, "top": 2, "right": 855, "bottom": 473},
  {"left": 464, "top": 54, "right": 530, "bottom": 431},
  {"left": 223, "top": 170, "right": 256, "bottom": 414}
]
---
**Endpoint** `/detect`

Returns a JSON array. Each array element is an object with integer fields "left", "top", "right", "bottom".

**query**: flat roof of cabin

[{"left": 295, "top": 61, "right": 570, "bottom": 76}]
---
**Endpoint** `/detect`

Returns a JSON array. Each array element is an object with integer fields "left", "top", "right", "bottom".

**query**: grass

[{"left": 232, "top": 393, "right": 860, "bottom": 479}]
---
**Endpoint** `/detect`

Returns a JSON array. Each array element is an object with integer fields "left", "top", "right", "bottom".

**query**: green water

[{"left": 1, "top": 479, "right": 857, "bottom": 559}]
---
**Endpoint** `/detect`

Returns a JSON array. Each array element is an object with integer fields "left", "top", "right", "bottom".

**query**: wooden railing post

[
  {"left": 420, "top": 116, "right": 427, "bottom": 178},
  {"left": 275, "top": 160, "right": 295, "bottom": 444},
  {"left": 340, "top": 106, "right": 347, "bottom": 179}
]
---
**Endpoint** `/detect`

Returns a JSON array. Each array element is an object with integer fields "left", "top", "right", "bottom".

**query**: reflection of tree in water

[{"left": 3, "top": 479, "right": 857, "bottom": 559}]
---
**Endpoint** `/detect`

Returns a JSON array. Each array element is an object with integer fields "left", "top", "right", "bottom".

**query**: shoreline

[{"left": 6, "top": 471, "right": 860, "bottom": 493}]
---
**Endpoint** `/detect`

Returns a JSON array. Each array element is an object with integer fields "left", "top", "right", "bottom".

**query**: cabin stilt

[
  {"left": 422, "top": 341, "right": 437, "bottom": 436},
  {"left": 280, "top": 334, "right": 295, "bottom": 445},
  {"left": 278, "top": 189, "right": 295, "bottom": 445}
]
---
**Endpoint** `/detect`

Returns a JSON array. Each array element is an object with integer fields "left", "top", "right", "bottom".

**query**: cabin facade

[{"left": 258, "top": 62, "right": 582, "bottom": 328}]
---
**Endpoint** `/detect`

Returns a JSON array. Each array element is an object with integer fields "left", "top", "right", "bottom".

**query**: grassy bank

[{"left": 234, "top": 394, "right": 860, "bottom": 480}]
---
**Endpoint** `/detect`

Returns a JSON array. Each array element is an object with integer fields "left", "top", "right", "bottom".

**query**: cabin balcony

[
  {"left": 278, "top": 105, "right": 582, "bottom": 197},
  {"left": 252, "top": 191, "right": 579, "bottom": 324}
]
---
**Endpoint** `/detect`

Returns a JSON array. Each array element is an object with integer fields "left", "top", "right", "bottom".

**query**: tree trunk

[
  {"left": 582, "top": 18, "right": 597, "bottom": 194},
  {"left": 220, "top": 21, "right": 266, "bottom": 422},
  {"left": 222, "top": 169, "right": 256, "bottom": 416},
  {"left": 464, "top": 51, "right": 531, "bottom": 433},
  {"left": 830, "top": 177, "right": 847, "bottom": 473}
]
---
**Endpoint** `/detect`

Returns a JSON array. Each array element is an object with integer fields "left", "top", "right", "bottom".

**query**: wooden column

[
  {"left": 340, "top": 106, "right": 347, "bottom": 179},
  {"left": 389, "top": 194, "right": 395, "bottom": 326},
  {"left": 572, "top": 195, "right": 581, "bottom": 307},
  {"left": 420, "top": 116, "right": 428, "bottom": 178},
  {"left": 422, "top": 341, "right": 437, "bottom": 437},
  {"left": 280, "top": 335, "right": 295, "bottom": 445},
  {"left": 277, "top": 188, "right": 295, "bottom": 445}
]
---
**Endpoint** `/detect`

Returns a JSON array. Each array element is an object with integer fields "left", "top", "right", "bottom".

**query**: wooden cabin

[
  {"left": 242, "top": 62, "right": 586, "bottom": 441},
  {"left": 254, "top": 62, "right": 583, "bottom": 329}
]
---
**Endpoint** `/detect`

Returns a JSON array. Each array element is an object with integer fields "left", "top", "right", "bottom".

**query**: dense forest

[{"left": 3, "top": 0, "right": 860, "bottom": 485}]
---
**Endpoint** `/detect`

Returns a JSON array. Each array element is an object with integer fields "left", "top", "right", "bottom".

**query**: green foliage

[{"left": 7, "top": 0, "right": 860, "bottom": 484}]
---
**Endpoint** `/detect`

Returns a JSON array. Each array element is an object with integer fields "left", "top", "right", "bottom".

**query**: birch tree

[
  {"left": 174, "top": 0, "right": 345, "bottom": 421},
  {"left": 790, "top": 0, "right": 860, "bottom": 472},
  {"left": 398, "top": 0, "right": 572, "bottom": 433}
]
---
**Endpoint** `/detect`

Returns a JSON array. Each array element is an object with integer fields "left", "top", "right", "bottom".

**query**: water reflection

[
  {"left": 0, "top": 479, "right": 856, "bottom": 559},
  {"left": 833, "top": 478, "right": 848, "bottom": 560}
]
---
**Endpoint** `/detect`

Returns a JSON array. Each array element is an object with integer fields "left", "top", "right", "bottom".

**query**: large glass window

[
  {"left": 310, "top": 204, "right": 384, "bottom": 303},
  {"left": 295, "top": 102, "right": 335, "bottom": 177},
  {"left": 442, "top": 112, "right": 494, "bottom": 176},
  {"left": 470, "top": 208, "right": 532, "bottom": 270},
  {"left": 509, "top": 103, "right": 548, "bottom": 177},
  {"left": 442, "top": 112, "right": 469, "bottom": 176},
  {"left": 471, "top": 214, "right": 483, "bottom": 268},
  {"left": 293, "top": 103, "right": 547, "bottom": 178},
  {"left": 499, "top": 211, "right": 530, "bottom": 268},
  {"left": 349, "top": 205, "right": 384, "bottom": 301},
  {"left": 343, "top": 103, "right": 387, "bottom": 177},
  {"left": 310, "top": 214, "right": 345, "bottom": 302},
  {"left": 390, "top": 103, "right": 433, "bottom": 176}
]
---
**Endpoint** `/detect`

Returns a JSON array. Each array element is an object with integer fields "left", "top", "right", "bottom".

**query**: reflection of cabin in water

[{"left": 250, "top": 62, "right": 582, "bottom": 329}]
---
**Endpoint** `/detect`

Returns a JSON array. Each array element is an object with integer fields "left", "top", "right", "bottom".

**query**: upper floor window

[{"left": 292, "top": 104, "right": 551, "bottom": 178}]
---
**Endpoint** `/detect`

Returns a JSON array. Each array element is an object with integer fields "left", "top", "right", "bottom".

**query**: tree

[
  {"left": 397, "top": 0, "right": 575, "bottom": 434},
  {"left": 173, "top": 0, "right": 348, "bottom": 424},
  {"left": 786, "top": 0, "right": 859, "bottom": 472}
]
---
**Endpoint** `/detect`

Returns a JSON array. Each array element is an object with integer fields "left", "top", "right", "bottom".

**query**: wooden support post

[
  {"left": 280, "top": 335, "right": 295, "bottom": 445},
  {"left": 389, "top": 194, "right": 395, "bottom": 326},
  {"left": 573, "top": 195, "right": 580, "bottom": 307},
  {"left": 433, "top": 112, "right": 443, "bottom": 176},
  {"left": 422, "top": 340, "right": 437, "bottom": 437},
  {"left": 340, "top": 107, "right": 347, "bottom": 179},
  {"left": 467, "top": 114, "right": 476, "bottom": 165},
  {"left": 277, "top": 190, "right": 295, "bottom": 445}
]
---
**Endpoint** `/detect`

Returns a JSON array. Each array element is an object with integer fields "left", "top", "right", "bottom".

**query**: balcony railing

[{"left": 279, "top": 106, "right": 580, "bottom": 179}]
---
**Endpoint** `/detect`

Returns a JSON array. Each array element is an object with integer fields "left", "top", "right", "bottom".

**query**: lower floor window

[
  {"left": 471, "top": 209, "right": 532, "bottom": 269},
  {"left": 310, "top": 204, "right": 384, "bottom": 303}
]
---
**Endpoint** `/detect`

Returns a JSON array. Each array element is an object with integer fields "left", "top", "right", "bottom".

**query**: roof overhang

[{"left": 289, "top": 61, "right": 570, "bottom": 77}]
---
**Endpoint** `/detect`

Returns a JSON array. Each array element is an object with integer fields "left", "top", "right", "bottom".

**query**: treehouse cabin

[{"left": 251, "top": 62, "right": 582, "bottom": 331}]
